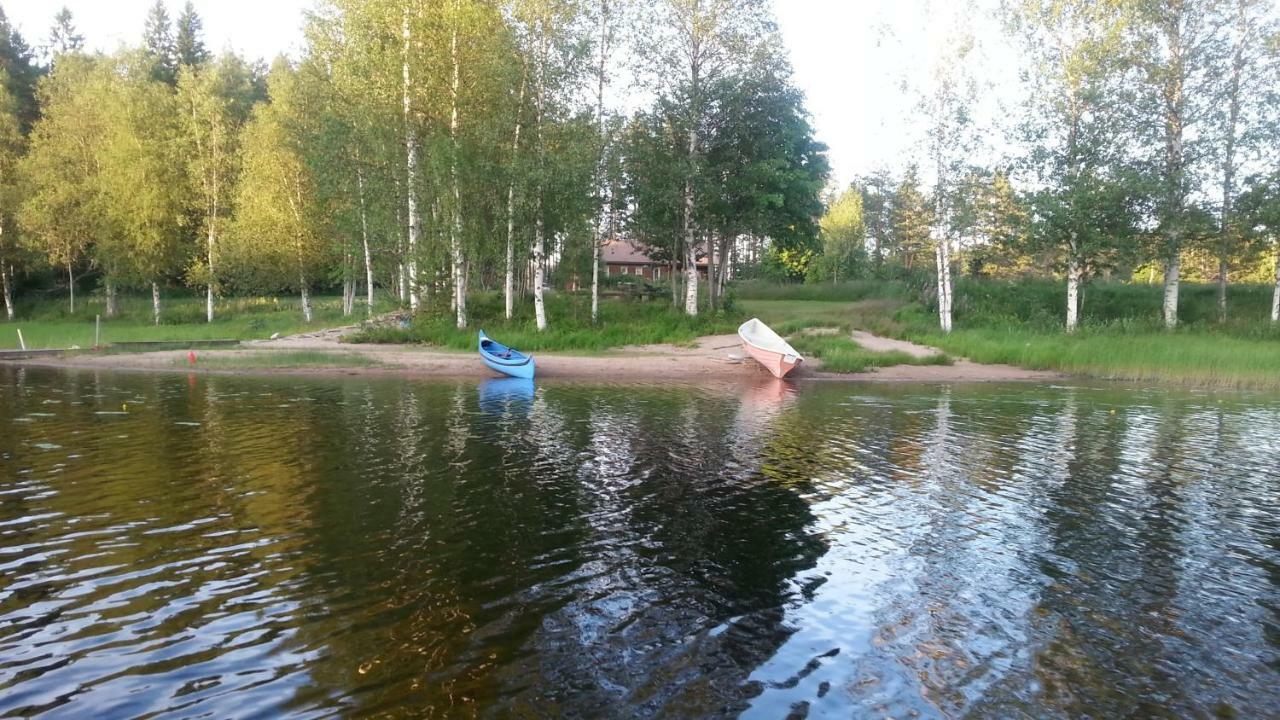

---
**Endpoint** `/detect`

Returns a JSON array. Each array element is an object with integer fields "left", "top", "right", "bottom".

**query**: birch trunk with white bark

[
  {"left": 301, "top": 280, "right": 313, "bottom": 323},
  {"left": 1, "top": 261, "right": 12, "bottom": 321},
  {"left": 505, "top": 69, "right": 526, "bottom": 321},
  {"left": 1066, "top": 236, "right": 1081, "bottom": 333},
  {"left": 531, "top": 17, "right": 548, "bottom": 331},
  {"left": 402, "top": 7, "right": 421, "bottom": 312},
  {"left": 1271, "top": 245, "right": 1279, "bottom": 323},
  {"left": 105, "top": 278, "right": 118, "bottom": 318},
  {"left": 935, "top": 236, "right": 953, "bottom": 333},
  {"left": 448, "top": 4, "right": 467, "bottom": 329},
  {"left": 151, "top": 282, "right": 161, "bottom": 326},
  {"left": 590, "top": 0, "right": 611, "bottom": 325},
  {"left": 67, "top": 260, "right": 75, "bottom": 315},
  {"left": 1163, "top": 253, "right": 1180, "bottom": 329},
  {"left": 206, "top": 226, "right": 216, "bottom": 323},
  {"left": 682, "top": 174, "right": 698, "bottom": 315},
  {"left": 357, "top": 167, "right": 374, "bottom": 317}
]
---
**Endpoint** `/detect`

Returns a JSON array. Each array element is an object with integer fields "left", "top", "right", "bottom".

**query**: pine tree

[{"left": 174, "top": 1, "right": 209, "bottom": 69}]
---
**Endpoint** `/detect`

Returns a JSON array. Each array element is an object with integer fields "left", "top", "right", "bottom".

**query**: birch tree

[
  {"left": 1211, "top": 0, "right": 1276, "bottom": 321},
  {"left": 920, "top": 29, "right": 979, "bottom": 333},
  {"left": 178, "top": 56, "right": 254, "bottom": 322},
  {"left": 17, "top": 54, "right": 108, "bottom": 315},
  {"left": 588, "top": 0, "right": 620, "bottom": 324},
  {"left": 1131, "top": 0, "right": 1225, "bottom": 329},
  {"left": 402, "top": 4, "right": 423, "bottom": 312},
  {"left": 512, "top": 0, "right": 587, "bottom": 331},
  {"left": 1010, "top": 0, "right": 1133, "bottom": 332},
  {"left": 97, "top": 52, "right": 187, "bottom": 325},
  {"left": 226, "top": 60, "right": 330, "bottom": 321},
  {"left": 639, "top": 0, "right": 771, "bottom": 316}
]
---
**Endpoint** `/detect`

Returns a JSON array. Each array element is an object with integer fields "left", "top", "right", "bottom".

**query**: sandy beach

[{"left": 1, "top": 327, "right": 1064, "bottom": 383}]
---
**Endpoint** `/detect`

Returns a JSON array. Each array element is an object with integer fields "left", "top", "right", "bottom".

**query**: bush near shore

[{"left": 346, "top": 291, "right": 743, "bottom": 352}]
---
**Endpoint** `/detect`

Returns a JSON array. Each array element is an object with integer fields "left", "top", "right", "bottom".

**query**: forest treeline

[
  {"left": 0, "top": 1, "right": 1278, "bottom": 334},
  {"left": 0, "top": 0, "right": 826, "bottom": 330},
  {"left": 808, "top": 0, "right": 1280, "bottom": 331}
]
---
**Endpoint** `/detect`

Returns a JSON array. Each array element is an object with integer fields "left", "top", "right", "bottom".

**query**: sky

[{"left": 3, "top": 0, "right": 1024, "bottom": 187}]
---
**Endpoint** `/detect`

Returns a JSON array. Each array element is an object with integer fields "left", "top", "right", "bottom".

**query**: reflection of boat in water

[
  {"left": 730, "top": 376, "right": 800, "bottom": 447},
  {"left": 478, "top": 377, "right": 536, "bottom": 415},
  {"left": 738, "top": 318, "right": 803, "bottom": 378}
]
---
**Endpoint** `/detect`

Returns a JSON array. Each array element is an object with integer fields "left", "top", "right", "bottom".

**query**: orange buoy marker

[{"left": 187, "top": 350, "right": 197, "bottom": 366}]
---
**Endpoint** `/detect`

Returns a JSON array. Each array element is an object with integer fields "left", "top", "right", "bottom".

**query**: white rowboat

[{"left": 737, "top": 318, "right": 803, "bottom": 378}]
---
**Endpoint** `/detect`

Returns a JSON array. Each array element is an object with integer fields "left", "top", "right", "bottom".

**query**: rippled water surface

[{"left": 1, "top": 367, "right": 1278, "bottom": 718}]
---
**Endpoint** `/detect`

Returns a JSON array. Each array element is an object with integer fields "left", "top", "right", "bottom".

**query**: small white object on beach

[{"left": 270, "top": 332, "right": 281, "bottom": 340}]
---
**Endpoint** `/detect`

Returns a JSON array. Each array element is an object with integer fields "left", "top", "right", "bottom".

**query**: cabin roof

[{"left": 601, "top": 238, "right": 711, "bottom": 266}]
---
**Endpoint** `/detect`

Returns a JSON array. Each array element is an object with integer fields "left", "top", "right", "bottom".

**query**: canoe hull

[
  {"left": 478, "top": 331, "right": 536, "bottom": 379},
  {"left": 738, "top": 318, "right": 803, "bottom": 379},
  {"left": 480, "top": 354, "right": 536, "bottom": 379}
]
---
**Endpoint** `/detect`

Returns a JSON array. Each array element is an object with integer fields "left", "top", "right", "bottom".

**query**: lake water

[{"left": 1, "top": 367, "right": 1278, "bottom": 718}]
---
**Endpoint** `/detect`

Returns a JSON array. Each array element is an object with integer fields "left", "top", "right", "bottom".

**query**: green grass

[
  {"left": 175, "top": 350, "right": 384, "bottom": 369},
  {"left": 347, "top": 291, "right": 743, "bottom": 352},
  {"left": 788, "top": 332, "right": 951, "bottom": 374},
  {"left": 735, "top": 279, "right": 912, "bottom": 303},
  {"left": 738, "top": 282, "right": 1280, "bottom": 389},
  {"left": 905, "top": 326, "right": 1280, "bottom": 389},
  {"left": 1, "top": 294, "right": 381, "bottom": 350}
]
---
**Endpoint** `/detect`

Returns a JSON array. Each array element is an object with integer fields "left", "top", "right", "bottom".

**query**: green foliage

[
  {"left": 808, "top": 186, "right": 867, "bottom": 283},
  {"left": 224, "top": 60, "right": 330, "bottom": 295}
]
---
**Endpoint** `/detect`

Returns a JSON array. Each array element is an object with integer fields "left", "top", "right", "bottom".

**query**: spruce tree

[
  {"left": 175, "top": 1, "right": 209, "bottom": 69},
  {"left": 143, "top": 0, "right": 177, "bottom": 85},
  {"left": 48, "top": 7, "right": 84, "bottom": 58},
  {"left": 0, "top": 7, "right": 42, "bottom": 133}
]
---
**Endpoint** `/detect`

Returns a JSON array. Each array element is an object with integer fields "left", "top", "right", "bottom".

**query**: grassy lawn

[
  {"left": 739, "top": 282, "right": 1280, "bottom": 389},
  {"left": 347, "top": 291, "right": 743, "bottom": 352},
  {"left": 1, "top": 294, "right": 378, "bottom": 350}
]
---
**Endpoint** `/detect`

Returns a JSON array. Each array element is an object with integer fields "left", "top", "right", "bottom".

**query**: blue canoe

[{"left": 478, "top": 330, "right": 536, "bottom": 379}]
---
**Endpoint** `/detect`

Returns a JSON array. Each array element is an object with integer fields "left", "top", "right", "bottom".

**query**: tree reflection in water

[{"left": 0, "top": 369, "right": 1277, "bottom": 718}]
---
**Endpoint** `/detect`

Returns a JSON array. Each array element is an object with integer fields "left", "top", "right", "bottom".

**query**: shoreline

[{"left": 0, "top": 332, "right": 1066, "bottom": 384}]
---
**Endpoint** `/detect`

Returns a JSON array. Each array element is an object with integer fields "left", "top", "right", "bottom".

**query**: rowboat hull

[
  {"left": 738, "top": 318, "right": 803, "bottom": 379},
  {"left": 478, "top": 331, "right": 536, "bottom": 379}
]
